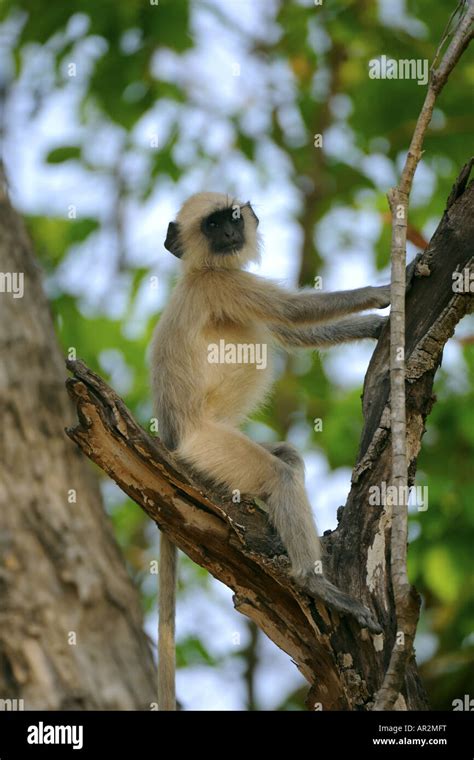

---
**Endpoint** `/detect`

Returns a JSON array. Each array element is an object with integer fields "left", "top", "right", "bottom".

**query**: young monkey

[{"left": 151, "top": 192, "right": 387, "bottom": 707}]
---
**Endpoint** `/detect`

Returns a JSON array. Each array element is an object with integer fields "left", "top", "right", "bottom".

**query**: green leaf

[
  {"left": 26, "top": 216, "right": 99, "bottom": 268},
  {"left": 423, "top": 546, "right": 462, "bottom": 603},
  {"left": 176, "top": 636, "right": 217, "bottom": 668},
  {"left": 46, "top": 146, "right": 82, "bottom": 164}
]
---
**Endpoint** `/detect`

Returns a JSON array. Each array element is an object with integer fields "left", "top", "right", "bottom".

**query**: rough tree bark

[
  {"left": 0, "top": 180, "right": 156, "bottom": 709},
  {"left": 66, "top": 165, "right": 473, "bottom": 711}
]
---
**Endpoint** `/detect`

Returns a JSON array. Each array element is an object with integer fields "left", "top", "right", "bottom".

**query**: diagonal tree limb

[
  {"left": 65, "top": 360, "right": 380, "bottom": 701},
  {"left": 65, "top": 165, "right": 473, "bottom": 710}
]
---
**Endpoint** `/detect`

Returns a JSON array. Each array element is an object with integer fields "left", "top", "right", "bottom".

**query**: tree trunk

[
  {"left": 66, "top": 163, "right": 473, "bottom": 711},
  {"left": 0, "top": 182, "right": 156, "bottom": 709}
]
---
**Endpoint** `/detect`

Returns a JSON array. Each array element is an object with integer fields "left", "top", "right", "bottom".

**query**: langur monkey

[{"left": 151, "top": 192, "right": 389, "bottom": 709}]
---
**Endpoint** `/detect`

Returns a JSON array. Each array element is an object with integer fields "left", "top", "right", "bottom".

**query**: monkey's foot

[{"left": 299, "top": 574, "right": 382, "bottom": 635}]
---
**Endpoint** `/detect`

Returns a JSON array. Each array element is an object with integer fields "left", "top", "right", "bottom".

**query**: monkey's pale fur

[{"left": 151, "top": 192, "right": 389, "bottom": 581}]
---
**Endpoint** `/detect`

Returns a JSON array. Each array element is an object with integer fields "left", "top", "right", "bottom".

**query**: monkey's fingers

[
  {"left": 369, "top": 315, "right": 388, "bottom": 339},
  {"left": 372, "top": 285, "right": 391, "bottom": 309},
  {"left": 300, "top": 575, "right": 382, "bottom": 635},
  {"left": 406, "top": 254, "right": 420, "bottom": 292}
]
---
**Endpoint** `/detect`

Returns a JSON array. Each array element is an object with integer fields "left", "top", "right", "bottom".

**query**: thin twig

[
  {"left": 431, "top": 0, "right": 466, "bottom": 70},
  {"left": 373, "top": 0, "right": 474, "bottom": 711}
]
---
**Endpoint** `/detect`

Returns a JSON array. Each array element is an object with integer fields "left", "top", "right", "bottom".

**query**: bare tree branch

[{"left": 377, "top": 0, "right": 474, "bottom": 711}]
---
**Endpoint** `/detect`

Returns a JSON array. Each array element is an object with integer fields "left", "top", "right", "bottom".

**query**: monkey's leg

[
  {"left": 178, "top": 422, "right": 322, "bottom": 574},
  {"left": 271, "top": 315, "right": 387, "bottom": 348},
  {"left": 259, "top": 441, "right": 305, "bottom": 479},
  {"left": 179, "top": 423, "right": 381, "bottom": 633}
]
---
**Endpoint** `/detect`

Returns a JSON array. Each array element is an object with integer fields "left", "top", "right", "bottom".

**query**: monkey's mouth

[{"left": 213, "top": 243, "right": 243, "bottom": 255}]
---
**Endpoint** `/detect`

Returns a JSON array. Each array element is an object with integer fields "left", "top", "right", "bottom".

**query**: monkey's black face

[{"left": 201, "top": 207, "right": 246, "bottom": 255}]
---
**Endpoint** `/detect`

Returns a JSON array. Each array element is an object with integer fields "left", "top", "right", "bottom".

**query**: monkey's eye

[{"left": 209, "top": 221, "right": 218, "bottom": 229}]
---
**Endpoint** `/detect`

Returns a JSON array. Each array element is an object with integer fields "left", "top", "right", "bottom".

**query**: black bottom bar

[{"left": 0, "top": 710, "right": 472, "bottom": 757}]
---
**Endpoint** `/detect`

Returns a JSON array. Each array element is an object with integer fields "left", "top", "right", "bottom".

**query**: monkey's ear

[
  {"left": 164, "top": 221, "right": 184, "bottom": 258},
  {"left": 246, "top": 202, "right": 259, "bottom": 227}
]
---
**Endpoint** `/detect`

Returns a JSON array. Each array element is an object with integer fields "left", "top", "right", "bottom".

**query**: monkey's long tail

[{"left": 158, "top": 532, "right": 177, "bottom": 710}]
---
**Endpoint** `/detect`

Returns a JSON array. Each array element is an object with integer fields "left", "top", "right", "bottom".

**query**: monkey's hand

[
  {"left": 370, "top": 285, "right": 391, "bottom": 309},
  {"left": 299, "top": 573, "right": 382, "bottom": 634},
  {"left": 366, "top": 315, "right": 388, "bottom": 339},
  {"left": 370, "top": 256, "right": 424, "bottom": 311}
]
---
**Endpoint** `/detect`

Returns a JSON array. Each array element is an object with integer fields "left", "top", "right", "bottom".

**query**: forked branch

[{"left": 66, "top": 165, "right": 473, "bottom": 709}]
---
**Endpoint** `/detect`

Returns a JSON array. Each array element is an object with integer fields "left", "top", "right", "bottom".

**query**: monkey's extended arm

[
  {"left": 224, "top": 271, "right": 390, "bottom": 326},
  {"left": 270, "top": 315, "right": 387, "bottom": 348},
  {"left": 267, "top": 258, "right": 419, "bottom": 345},
  {"left": 266, "top": 258, "right": 419, "bottom": 344}
]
